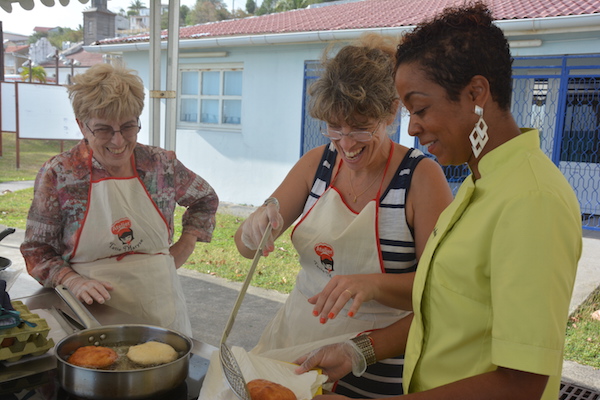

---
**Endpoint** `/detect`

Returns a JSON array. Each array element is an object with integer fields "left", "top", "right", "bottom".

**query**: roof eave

[
  {"left": 84, "top": 27, "right": 414, "bottom": 53},
  {"left": 83, "top": 13, "right": 600, "bottom": 54}
]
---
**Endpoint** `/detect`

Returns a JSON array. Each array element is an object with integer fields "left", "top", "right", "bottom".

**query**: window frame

[{"left": 178, "top": 63, "right": 243, "bottom": 132}]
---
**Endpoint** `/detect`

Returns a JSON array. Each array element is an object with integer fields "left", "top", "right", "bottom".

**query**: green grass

[
  {"left": 0, "top": 131, "right": 300, "bottom": 293},
  {"left": 565, "top": 286, "right": 600, "bottom": 369},
  {"left": 1, "top": 132, "right": 79, "bottom": 182},
  {"left": 0, "top": 190, "right": 300, "bottom": 293},
  {"left": 2, "top": 131, "right": 598, "bottom": 369},
  {"left": 174, "top": 209, "right": 300, "bottom": 293}
]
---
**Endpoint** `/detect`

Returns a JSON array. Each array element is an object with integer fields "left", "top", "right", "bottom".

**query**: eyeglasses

[
  {"left": 85, "top": 119, "right": 141, "bottom": 141},
  {"left": 321, "top": 120, "right": 381, "bottom": 142}
]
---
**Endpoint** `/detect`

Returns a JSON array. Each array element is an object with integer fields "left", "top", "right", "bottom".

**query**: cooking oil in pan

[{"left": 66, "top": 343, "right": 185, "bottom": 371}]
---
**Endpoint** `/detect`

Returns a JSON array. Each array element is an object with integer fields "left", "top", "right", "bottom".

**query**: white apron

[
  {"left": 253, "top": 145, "right": 407, "bottom": 362},
  {"left": 70, "top": 156, "right": 192, "bottom": 336}
]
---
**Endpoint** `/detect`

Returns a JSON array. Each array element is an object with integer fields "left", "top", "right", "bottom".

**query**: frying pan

[
  {"left": 54, "top": 285, "right": 193, "bottom": 399},
  {"left": 0, "top": 228, "right": 16, "bottom": 271}
]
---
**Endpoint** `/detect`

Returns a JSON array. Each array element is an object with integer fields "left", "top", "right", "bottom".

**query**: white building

[{"left": 86, "top": 0, "right": 600, "bottom": 227}]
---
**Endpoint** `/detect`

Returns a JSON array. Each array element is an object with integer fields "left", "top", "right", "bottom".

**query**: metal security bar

[{"left": 300, "top": 61, "right": 330, "bottom": 156}]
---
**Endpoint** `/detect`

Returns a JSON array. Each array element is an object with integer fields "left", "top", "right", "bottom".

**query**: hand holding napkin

[{"left": 198, "top": 346, "right": 326, "bottom": 400}]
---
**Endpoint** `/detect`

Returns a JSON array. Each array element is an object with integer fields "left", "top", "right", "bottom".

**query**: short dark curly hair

[{"left": 395, "top": 1, "right": 513, "bottom": 110}]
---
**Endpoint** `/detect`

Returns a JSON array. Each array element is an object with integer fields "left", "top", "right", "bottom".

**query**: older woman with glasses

[
  {"left": 20, "top": 63, "right": 218, "bottom": 336},
  {"left": 233, "top": 34, "right": 453, "bottom": 398}
]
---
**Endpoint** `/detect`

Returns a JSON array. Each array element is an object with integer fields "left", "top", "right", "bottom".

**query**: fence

[{"left": 301, "top": 55, "right": 600, "bottom": 230}]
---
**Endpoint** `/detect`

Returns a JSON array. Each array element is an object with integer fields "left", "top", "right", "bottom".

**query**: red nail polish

[
  {"left": 320, "top": 317, "right": 326, "bottom": 324},
  {"left": 312, "top": 310, "right": 319, "bottom": 316},
  {"left": 328, "top": 312, "right": 335, "bottom": 319},
  {"left": 348, "top": 311, "right": 355, "bottom": 317}
]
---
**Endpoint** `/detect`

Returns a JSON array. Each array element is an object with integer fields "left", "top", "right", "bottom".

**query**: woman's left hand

[
  {"left": 308, "top": 274, "right": 379, "bottom": 323},
  {"left": 294, "top": 341, "right": 356, "bottom": 382},
  {"left": 169, "top": 232, "right": 197, "bottom": 268}
]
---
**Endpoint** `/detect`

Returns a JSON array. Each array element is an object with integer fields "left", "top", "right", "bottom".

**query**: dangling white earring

[{"left": 469, "top": 105, "right": 488, "bottom": 158}]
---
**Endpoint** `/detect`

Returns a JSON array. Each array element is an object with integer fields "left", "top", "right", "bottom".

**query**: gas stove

[{"left": 0, "top": 352, "right": 209, "bottom": 400}]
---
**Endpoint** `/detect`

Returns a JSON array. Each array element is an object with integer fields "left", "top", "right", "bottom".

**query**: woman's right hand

[
  {"left": 308, "top": 274, "right": 380, "bottom": 323},
  {"left": 61, "top": 272, "right": 113, "bottom": 305},
  {"left": 240, "top": 199, "right": 284, "bottom": 256}
]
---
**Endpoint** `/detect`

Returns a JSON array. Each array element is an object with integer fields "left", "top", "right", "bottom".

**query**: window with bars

[
  {"left": 178, "top": 65, "right": 243, "bottom": 129},
  {"left": 560, "top": 77, "right": 600, "bottom": 164}
]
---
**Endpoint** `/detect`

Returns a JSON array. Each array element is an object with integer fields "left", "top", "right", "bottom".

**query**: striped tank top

[{"left": 302, "top": 143, "right": 426, "bottom": 398}]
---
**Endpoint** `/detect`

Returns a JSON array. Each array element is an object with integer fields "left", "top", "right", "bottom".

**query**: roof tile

[{"left": 96, "top": 0, "right": 600, "bottom": 45}]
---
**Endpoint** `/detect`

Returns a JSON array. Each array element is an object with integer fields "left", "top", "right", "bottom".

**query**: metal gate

[
  {"left": 301, "top": 55, "right": 600, "bottom": 230},
  {"left": 512, "top": 55, "right": 600, "bottom": 231}
]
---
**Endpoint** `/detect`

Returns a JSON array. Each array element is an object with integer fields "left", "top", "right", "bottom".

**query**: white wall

[
  {"left": 123, "top": 43, "right": 328, "bottom": 206},
  {"left": 118, "top": 28, "right": 600, "bottom": 207}
]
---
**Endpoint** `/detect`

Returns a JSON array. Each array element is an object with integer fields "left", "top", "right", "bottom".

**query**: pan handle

[
  {"left": 0, "top": 228, "right": 16, "bottom": 242},
  {"left": 55, "top": 284, "right": 102, "bottom": 329}
]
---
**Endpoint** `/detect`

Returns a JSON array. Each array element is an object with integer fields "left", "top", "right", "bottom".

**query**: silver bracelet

[
  {"left": 350, "top": 335, "right": 376, "bottom": 366},
  {"left": 262, "top": 197, "right": 279, "bottom": 209}
]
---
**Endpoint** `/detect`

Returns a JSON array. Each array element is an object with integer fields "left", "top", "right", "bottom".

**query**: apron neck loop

[{"left": 375, "top": 139, "right": 395, "bottom": 198}]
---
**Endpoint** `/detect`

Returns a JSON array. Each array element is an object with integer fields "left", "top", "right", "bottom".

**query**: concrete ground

[{"left": 1, "top": 181, "right": 599, "bottom": 392}]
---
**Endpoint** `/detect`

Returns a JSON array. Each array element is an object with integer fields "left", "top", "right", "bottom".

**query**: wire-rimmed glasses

[
  {"left": 321, "top": 120, "right": 381, "bottom": 142},
  {"left": 85, "top": 118, "right": 141, "bottom": 141}
]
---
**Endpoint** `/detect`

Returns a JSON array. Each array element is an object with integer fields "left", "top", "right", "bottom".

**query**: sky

[{"left": 0, "top": 0, "right": 241, "bottom": 37}]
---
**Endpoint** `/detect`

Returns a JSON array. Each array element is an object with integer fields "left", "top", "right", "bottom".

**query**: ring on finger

[{"left": 344, "top": 289, "right": 353, "bottom": 297}]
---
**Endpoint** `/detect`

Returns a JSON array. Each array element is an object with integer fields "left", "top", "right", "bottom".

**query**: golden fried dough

[
  {"left": 126, "top": 341, "right": 178, "bottom": 366},
  {"left": 67, "top": 345, "right": 119, "bottom": 369},
  {"left": 247, "top": 379, "right": 296, "bottom": 400}
]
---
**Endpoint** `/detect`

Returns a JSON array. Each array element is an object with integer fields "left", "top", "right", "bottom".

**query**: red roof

[
  {"left": 38, "top": 48, "right": 104, "bottom": 68},
  {"left": 4, "top": 44, "right": 29, "bottom": 53},
  {"left": 96, "top": 0, "right": 600, "bottom": 45},
  {"left": 66, "top": 48, "right": 104, "bottom": 67},
  {"left": 34, "top": 27, "right": 56, "bottom": 33}
]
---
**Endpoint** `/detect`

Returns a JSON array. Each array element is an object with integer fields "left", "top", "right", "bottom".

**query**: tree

[
  {"left": 275, "top": 0, "right": 315, "bottom": 12},
  {"left": 28, "top": 31, "right": 48, "bottom": 44},
  {"left": 232, "top": 8, "right": 251, "bottom": 18},
  {"left": 246, "top": 0, "right": 256, "bottom": 14},
  {"left": 127, "top": 0, "right": 146, "bottom": 16},
  {"left": 187, "top": 0, "right": 231, "bottom": 25},
  {"left": 46, "top": 27, "right": 83, "bottom": 49},
  {"left": 20, "top": 65, "right": 47, "bottom": 83},
  {"left": 180, "top": 5, "right": 190, "bottom": 23},
  {"left": 161, "top": 5, "right": 191, "bottom": 29},
  {"left": 256, "top": 0, "right": 276, "bottom": 15}
]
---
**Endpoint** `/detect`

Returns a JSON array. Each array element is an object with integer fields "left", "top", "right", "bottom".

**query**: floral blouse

[{"left": 21, "top": 140, "right": 219, "bottom": 287}]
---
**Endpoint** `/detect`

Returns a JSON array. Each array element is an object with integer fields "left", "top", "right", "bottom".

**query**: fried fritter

[
  {"left": 126, "top": 341, "right": 178, "bottom": 366},
  {"left": 247, "top": 379, "right": 296, "bottom": 400},
  {"left": 67, "top": 345, "right": 119, "bottom": 369}
]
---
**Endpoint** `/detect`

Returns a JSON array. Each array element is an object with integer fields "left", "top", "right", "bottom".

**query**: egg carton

[{"left": 0, "top": 301, "right": 55, "bottom": 362}]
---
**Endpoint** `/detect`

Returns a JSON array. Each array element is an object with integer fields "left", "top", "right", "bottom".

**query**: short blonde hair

[
  {"left": 67, "top": 63, "right": 145, "bottom": 122},
  {"left": 309, "top": 33, "right": 399, "bottom": 126}
]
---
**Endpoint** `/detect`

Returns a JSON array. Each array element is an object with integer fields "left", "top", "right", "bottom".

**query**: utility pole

[{"left": 1, "top": 21, "right": 5, "bottom": 82}]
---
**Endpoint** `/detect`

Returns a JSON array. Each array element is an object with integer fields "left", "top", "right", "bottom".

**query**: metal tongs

[{"left": 220, "top": 224, "right": 273, "bottom": 400}]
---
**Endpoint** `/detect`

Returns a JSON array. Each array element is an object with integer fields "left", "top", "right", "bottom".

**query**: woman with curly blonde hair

[{"left": 235, "top": 33, "right": 453, "bottom": 397}]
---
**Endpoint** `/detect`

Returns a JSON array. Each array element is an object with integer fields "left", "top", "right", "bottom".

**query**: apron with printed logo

[
  {"left": 252, "top": 145, "right": 407, "bottom": 362},
  {"left": 70, "top": 155, "right": 192, "bottom": 336}
]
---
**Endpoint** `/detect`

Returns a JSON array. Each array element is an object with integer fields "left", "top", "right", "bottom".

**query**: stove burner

[
  {"left": 0, "top": 353, "right": 208, "bottom": 400},
  {"left": 57, "top": 381, "right": 188, "bottom": 400}
]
